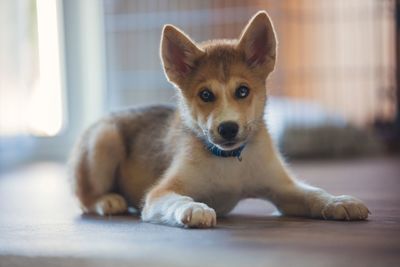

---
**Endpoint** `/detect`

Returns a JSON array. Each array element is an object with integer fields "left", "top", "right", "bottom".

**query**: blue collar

[{"left": 204, "top": 141, "right": 246, "bottom": 161}]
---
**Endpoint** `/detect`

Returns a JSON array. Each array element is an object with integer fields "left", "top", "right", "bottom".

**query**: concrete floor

[{"left": 0, "top": 157, "right": 399, "bottom": 267}]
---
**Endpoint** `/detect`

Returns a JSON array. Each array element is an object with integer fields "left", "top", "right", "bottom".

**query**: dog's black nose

[{"left": 218, "top": 121, "right": 239, "bottom": 141}]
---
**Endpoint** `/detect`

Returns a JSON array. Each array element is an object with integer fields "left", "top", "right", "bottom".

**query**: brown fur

[
  {"left": 69, "top": 12, "right": 276, "bottom": 212},
  {"left": 68, "top": 11, "right": 369, "bottom": 226}
]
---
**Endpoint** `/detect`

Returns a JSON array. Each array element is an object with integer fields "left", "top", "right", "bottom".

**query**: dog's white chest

[{"left": 192, "top": 154, "right": 261, "bottom": 215}]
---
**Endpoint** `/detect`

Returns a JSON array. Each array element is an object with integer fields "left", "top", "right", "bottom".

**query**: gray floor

[{"left": 0, "top": 157, "right": 399, "bottom": 267}]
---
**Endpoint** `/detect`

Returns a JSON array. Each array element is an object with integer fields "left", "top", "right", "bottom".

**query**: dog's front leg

[
  {"left": 141, "top": 180, "right": 216, "bottom": 228},
  {"left": 258, "top": 154, "right": 370, "bottom": 220}
]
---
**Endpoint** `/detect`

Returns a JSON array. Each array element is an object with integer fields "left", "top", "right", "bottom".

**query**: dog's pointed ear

[
  {"left": 160, "top": 24, "right": 204, "bottom": 85},
  {"left": 238, "top": 11, "right": 277, "bottom": 72}
]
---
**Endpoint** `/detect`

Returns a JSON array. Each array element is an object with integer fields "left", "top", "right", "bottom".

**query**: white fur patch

[{"left": 141, "top": 193, "right": 216, "bottom": 227}]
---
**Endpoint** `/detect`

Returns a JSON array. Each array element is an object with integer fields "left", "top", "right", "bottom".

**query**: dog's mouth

[
  {"left": 203, "top": 129, "right": 248, "bottom": 151},
  {"left": 213, "top": 140, "right": 245, "bottom": 151}
]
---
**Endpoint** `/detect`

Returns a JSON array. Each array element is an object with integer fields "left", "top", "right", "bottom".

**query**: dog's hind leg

[{"left": 69, "top": 122, "right": 128, "bottom": 215}]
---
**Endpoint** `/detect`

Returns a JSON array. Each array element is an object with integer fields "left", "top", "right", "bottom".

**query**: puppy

[{"left": 68, "top": 11, "right": 369, "bottom": 228}]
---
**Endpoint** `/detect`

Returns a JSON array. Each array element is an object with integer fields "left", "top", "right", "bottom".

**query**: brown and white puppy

[{"left": 68, "top": 11, "right": 369, "bottom": 228}]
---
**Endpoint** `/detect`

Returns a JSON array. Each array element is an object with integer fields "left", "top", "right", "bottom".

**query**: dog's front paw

[
  {"left": 176, "top": 202, "right": 217, "bottom": 228},
  {"left": 321, "top": 195, "right": 370, "bottom": 221}
]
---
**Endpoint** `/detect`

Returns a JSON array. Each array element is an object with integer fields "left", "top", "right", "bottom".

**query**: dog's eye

[
  {"left": 199, "top": 89, "right": 215, "bottom": 102},
  {"left": 235, "top": 85, "right": 250, "bottom": 99}
]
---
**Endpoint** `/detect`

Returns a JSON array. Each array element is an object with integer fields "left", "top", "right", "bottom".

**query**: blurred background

[{"left": 0, "top": 0, "right": 399, "bottom": 171}]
